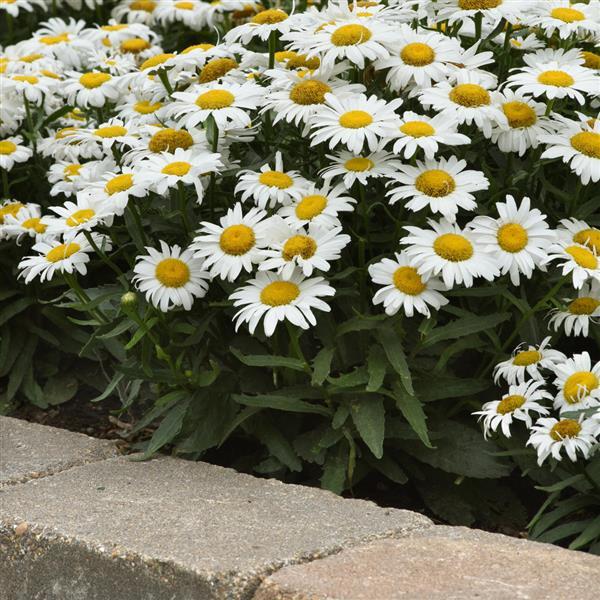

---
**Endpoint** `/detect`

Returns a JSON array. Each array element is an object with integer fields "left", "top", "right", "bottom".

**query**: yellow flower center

[
  {"left": 400, "top": 43, "right": 435, "bottom": 66},
  {"left": 120, "top": 38, "right": 151, "bottom": 54},
  {"left": 282, "top": 235, "right": 317, "bottom": 260},
  {"left": 582, "top": 51, "right": 600, "bottom": 70},
  {"left": 251, "top": 8, "right": 288, "bottom": 24},
  {"left": 94, "top": 125, "right": 127, "bottom": 138},
  {"left": 550, "top": 7, "right": 585, "bottom": 22},
  {"left": 140, "top": 53, "right": 175, "bottom": 70},
  {"left": 289, "top": 80, "right": 331, "bottom": 105},
  {"left": 393, "top": 266, "right": 426, "bottom": 295},
  {"left": 573, "top": 228, "right": 600, "bottom": 253},
  {"left": 130, "top": 0, "right": 156, "bottom": 10},
  {"left": 63, "top": 163, "right": 81, "bottom": 180},
  {"left": 331, "top": 24, "right": 372, "bottom": 46},
  {"left": 79, "top": 72, "right": 112, "bottom": 89},
  {"left": 295, "top": 194, "right": 328, "bottom": 220},
  {"left": 496, "top": 394, "right": 526, "bottom": 415},
  {"left": 101, "top": 24, "right": 128, "bottom": 31},
  {"left": 286, "top": 54, "right": 320, "bottom": 70},
  {"left": 568, "top": 297, "right": 600, "bottom": 315},
  {"left": 0, "top": 140, "right": 17, "bottom": 155},
  {"left": 12, "top": 74, "right": 38, "bottom": 84},
  {"left": 195, "top": 89, "right": 235, "bottom": 110},
  {"left": 134, "top": 100, "right": 162, "bottom": 114},
  {"left": 550, "top": 419, "right": 581, "bottom": 441},
  {"left": 66, "top": 208, "right": 95, "bottom": 227},
  {"left": 55, "top": 127, "right": 76, "bottom": 139},
  {"left": 46, "top": 242, "right": 80, "bottom": 262},
  {"left": 512, "top": 350, "right": 541, "bottom": 366},
  {"left": 259, "top": 170, "right": 293, "bottom": 188},
  {"left": 161, "top": 161, "right": 191, "bottom": 176},
  {"left": 339, "top": 110, "right": 373, "bottom": 129},
  {"left": 570, "top": 132, "right": 600, "bottom": 159},
  {"left": 275, "top": 50, "right": 297, "bottom": 62},
  {"left": 148, "top": 128, "right": 193, "bottom": 153},
  {"left": 564, "top": 371, "right": 599, "bottom": 403},
  {"left": 449, "top": 83, "right": 490, "bottom": 107},
  {"left": 502, "top": 101, "right": 537, "bottom": 128},
  {"left": 174, "top": 1, "right": 194, "bottom": 8},
  {"left": 155, "top": 258, "right": 190, "bottom": 287},
  {"left": 39, "top": 33, "right": 69, "bottom": 45},
  {"left": 199, "top": 58, "right": 238, "bottom": 83},
  {"left": 400, "top": 121, "right": 435, "bottom": 137},
  {"left": 19, "top": 53, "right": 43, "bottom": 63},
  {"left": 344, "top": 157, "right": 373, "bottom": 171},
  {"left": 497, "top": 223, "right": 528, "bottom": 253},
  {"left": 458, "top": 0, "right": 501, "bottom": 8},
  {"left": 415, "top": 169, "right": 456, "bottom": 197},
  {"left": 565, "top": 245, "right": 598, "bottom": 269},
  {"left": 182, "top": 43, "right": 214, "bottom": 54},
  {"left": 219, "top": 224, "right": 255, "bottom": 255},
  {"left": 105, "top": 173, "right": 133, "bottom": 195},
  {"left": 260, "top": 281, "right": 300, "bottom": 306},
  {"left": 537, "top": 70, "right": 574, "bottom": 87},
  {"left": 41, "top": 69, "right": 61, "bottom": 80},
  {"left": 21, "top": 217, "right": 46, "bottom": 233},
  {"left": 433, "top": 233, "right": 474, "bottom": 262},
  {"left": 0, "top": 202, "right": 24, "bottom": 223}
]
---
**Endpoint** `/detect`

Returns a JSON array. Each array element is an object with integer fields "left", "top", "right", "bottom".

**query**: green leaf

[
  {"left": 124, "top": 317, "right": 158, "bottom": 350},
  {"left": 336, "top": 314, "right": 386, "bottom": 337},
  {"left": 251, "top": 416, "right": 302, "bottom": 472},
  {"left": 0, "top": 297, "right": 33, "bottom": 327},
  {"left": 219, "top": 405, "right": 262, "bottom": 447},
  {"left": 311, "top": 346, "right": 334, "bottom": 386},
  {"left": 232, "top": 393, "right": 330, "bottom": 416},
  {"left": 321, "top": 442, "right": 348, "bottom": 493},
  {"left": 351, "top": 396, "right": 385, "bottom": 458},
  {"left": 90, "top": 372, "right": 124, "bottom": 403},
  {"left": 230, "top": 347, "right": 306, "bottom": 371},
  {"left": 537, "top": 519, "right": 593, "bottom": 545},
  {"left": 366, "top": 345, "right": 387, "bottom": 392},
  {"left": 7, "top": 336, "right": 37, "bottom": 400},
  {"left": 377, "top": 327, "right": 414, "bottom": 395},
  {"left": 535, "top": 473, "right": 585, "bottom": 493},
  {"left": 365, "top": 453, "right": 408, "bottom": 484},
  {"left": 43, "top": 376, "right": 78, "bottom": 406},
  {"left": 328, "top": 366, "right": 368, "bottom": 388},
  {"left": 42, "top": 104, "right": 73, "bottom": 127},
  {"left": 390, "top": 382, "right": 431, "bottom": 448},
  {"left": 569, "top": 516, "right": 600, "bottom": 550},
  {"left": 421, "top": 313, "right": 511, "bottom": 348},
  {"left": 415, "top": 376, "right": 490, "bottom": 402},
  {"left": 137, "top": 399, "right": 190, "bottom": 459}
]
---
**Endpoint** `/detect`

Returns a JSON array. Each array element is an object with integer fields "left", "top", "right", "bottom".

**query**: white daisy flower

[
  {"left": 0, "top": 203, "right": 49, "bottom": 241},
  {"left": 112, "top": 0, "right": 158, "bottom": 26},
  {"left": 258, "top": 222, "right": 351, "bottom": 278},
  {"left": 63, "top": 70, "right": 124, "bottom": 107},
  {"left": 69, "top": 119, "right": 141, "bottom": 151},
  {"left": 230, "top": 269, "right": 335, "bottom": 337},
  {"left": 84, "top": 167, "right": 149, "bottom": 213},
  {"left": 0, "top": 201, "right": 27, "bottom": 226},
  {"left": 235, "top": 151, "right": 308, "bottom": 209},
  {"left": 474, "top": 380, "right": 551, "bottom": 439},
  {"left": 0, "top": 0, "right": 45, "bottom": 18},
  {"left": 390, "top": 112, "right": 470, "bottom": 160},
  {"left": 402, "top": 218, "right": 499, "bottom": 289},
  {"left": 0, "top": 135, "right": 32, "bottom": 171},
  {"left": 154, "top": 0, "right": 208, "bottom": 31},
  {"left": 469, "top": 195, "right": 554, "bottom": 285},
  {"left": 169, "top": 81, "right": 264, "bottom": 130},
  {"left": 47, "top": 160, "right": 85, "bottom": 197},
  {"left": 226, "top": 8, "right": 292, "bottom": 44},
  {"left": 557, "top": 218, "right": 600, "bottom": 255},
  {"left": 18, "top": 232, "right": 107, "bottom": 283},
  {"left": 133, "top": 241, "right": 210, "bottom": 312},
  {"left": 368, "top": 251, "right": 448, "bottom": 318},
  {"left": 277, "top": 181, "right": 356, "bottom": 229},
  {"left": 116, "top": 94, "right": 168, "bottom": 124},
  {"left": 528, "top": 1, "right": 600, "bottom": 40},
  {"left": 319, "top": 149, "right": 402, "bottom": 189},
  {"left": 434, "top": 0, "right": 528, "bottom": 25},
  {"left": 2, "top": 72, "right": 58, "bottom": 104},
  {"left": 387, "top": 156, "right": 488, "bottom": 222},
  {"left": 528, "top": 416, "right": 597, "bottom": 465},
  {"left": 553, "top": 351, "right": 600, "bottom": 413},
  {"left": 493, "top": 336, "right": 566, "bottom": 386},
  {"left": 419, "top": 71, "right": 507, "bottom": 137},
  {"left": 540, "top": 115, "right": 600, "bottom": 185},
  {"left": 310, "top": 93, "right": 402, "bottom": 154},
  {"left": 489, "top": 90, "right": 555, "bottom": 156},
  {"left": 549, "top": 281, "right": 600, "bottom": 338},
  {"left": 506, "top": 34, "right": 545, "bottom": 53},
  {"left": 191, "top": 203, "right": 272, "bottom": 282},
  {"left": 45, "top": 196, "right": 117, "bottom": 236},
  {"left": 544, "top": 242, "right": 600, "bottom": 289}
]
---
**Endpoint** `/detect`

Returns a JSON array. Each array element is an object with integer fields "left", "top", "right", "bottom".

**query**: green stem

[
  {"left": 1, "top": 169, "right": 9, "bottom": 199},
  {"left": 268, "top": 31, "right": 277, "bottom": 70},
  {"left": 545, "top": 99, "right": 555, "bottom": 117},
  {"left": 177, "top": 181, "right": 191, "bottom": 238},
  {"left": 63, "top": 273, "right": 108, "bottom": 324},
  {"left": 286, "top": 322, "right": 311, "bottom": 375},
  {"left": 23, "top": 94, "right": 37, "bottom": 152},
  {"left": 83, "top": 230, "right": 127, "bottom": 287},
  {"left": 474, "top": 12, "right": 483, "bottom": 42},
  {"left": 127, "top": 203, "right": 148, "bottom": 248},
  {"left": 157, "top": 68, "right": 174, "bottom": 96}
]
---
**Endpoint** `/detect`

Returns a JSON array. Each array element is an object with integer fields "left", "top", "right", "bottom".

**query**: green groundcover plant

[{"left": 1, "top": 0, "right": 599, "bottom": 551}]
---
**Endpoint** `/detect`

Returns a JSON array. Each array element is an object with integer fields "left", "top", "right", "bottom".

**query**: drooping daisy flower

[
  {"left": 493, "top": 336, "right": 566, "bottom": 386},
  {"left": 528, "top": 1, "right": 600, "bottom": 40},
  {"left": 390, "top": 112, "right": 470, "bottom": 160},
  {"left": 0, "top": 135, "right": 32, "bottom": 171},
  {"left": 544, "top": 242, "right": 600, "bottom": 289},
  {"left": 226, "top": 7, "right": 292, "bottom": 44},
  {"left": 528, "top": 416, "right": 597, "bottom": 465},
  {"left": 402, "top": 218, "right": 499, "bottom": 289},
  {"left": 230, "top": 269, "right": 335, "bottom": 337},
  {"left": 386, "top": 156, "right": 488, "bottom": 222},
  {"left": 549, "top": 281, "right": 600, "bottom": 337},
  {"left": 469, "top": 195, "right": 554, "bottom": 285},
  {"left": 310, "top": 93, "right": 402, "bottom": 154},
  {"left": 258, "top": 222, "right": 351, "bottom": 278},
  {"left": 368, "top": 251, "right": 448, "bottom": 318},
  {"left": 0, "top": 200, "right": 26, "bottom": 225},
  {"left": 319, "top": 149, "right": 402, "bottom": 189},
  {"left": 235, "top": 151, "right": 308, "bottom": 209},
  {"left": 540, "top": 115, "right": 600, "bottom": 185},
  {"left": 63, "top": 70, "right": 123, "bottom": 107},
  {"left": 133, "top": 241, "right": 210, "bottom": 312},
  {"left": 474, "top": 380, "right": 551, "bottom": 439},
  {"left": 277, "top": 181, "right": 356, "bottom": 229},
  {"left": 553, "top": 351, "right": 600, "bottom": 413},
  {"left": 557, "top": 218, "right": 600, "bottom": 255},
  {"left": 191, "top": 203, "right": 272, "bottom": 282},
  {"left": 0, "top": 203, "right": 48, "bottom": 241},
  {"left": 419, "top": 72, "right": 507, "bottom": 137}
]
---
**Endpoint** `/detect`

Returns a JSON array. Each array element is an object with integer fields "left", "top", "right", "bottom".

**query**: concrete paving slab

[
  {"left": 0, "top": 454, "right": 432, "bottom": 600},
  {"left": 253, "top": 525, "right": 600, "bottom": 600},
  {"left": 0, "top": 416, "right": 118, "bottom": 487}
]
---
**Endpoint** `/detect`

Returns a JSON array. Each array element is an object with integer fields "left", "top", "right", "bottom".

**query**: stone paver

[
  {"left": 0, "top": 416, "right": 118, "bottom": 487},
  {"left": 0, "top": 454, "right": 431, "bottom": 600},
  {"left": 253, "top": 525, "right": 600, "bottom": 600}
]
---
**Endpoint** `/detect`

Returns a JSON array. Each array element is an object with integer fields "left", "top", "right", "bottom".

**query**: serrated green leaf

[
  {"left": 0, "top": 297, "right": 33, "bottom": 327},
  {"left": 311, "top": 346, "right": 334, "bottom": 386},
  {"left": 230, "top": 346, "right": 306, "bottom": 371},
  {"left": 390, "top": 382, "right": 431, "bottom": 448},
  {"left": 366, "top": 345, "right": 387, "bottom": 392},
  {"left": 377, "top": 327, "right": 413, "bottom": 395},
  {"left": 136, "top": 399, "right": 190, "bottom": 459},
  {"left": 422, "top": 313, "right": 511, "bottom": 348},
  {"left": 415, "top": 376, "right": 490, "bottom": 402},
  {"left": 365, "top": 453, "right": 408, "bottom": 484},
  {"left": 321, "top": 442, "right": 348, "bottom": 493},
  {"left": 232, "top": 393, "right": 330, "bottom": 416},
  {"left": 351, "top": 396, "right": 385, "bottom": 458}
]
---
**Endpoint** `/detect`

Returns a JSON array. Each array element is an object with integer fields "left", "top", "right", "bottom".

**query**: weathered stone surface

[
  {"left": 254, "top": 525, "right": 600, "bottom": 600},
  {"left": 0, "top": 455, "right": 432, "bottom": 600},
  {"left": 0, "top": 416, "right": 118, "bottom": 487}
]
